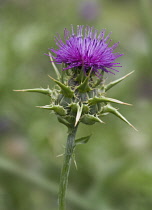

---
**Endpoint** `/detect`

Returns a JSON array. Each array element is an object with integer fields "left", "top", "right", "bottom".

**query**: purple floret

[{"left": 50, "top": 25, "right": 123, "bottom": 77}]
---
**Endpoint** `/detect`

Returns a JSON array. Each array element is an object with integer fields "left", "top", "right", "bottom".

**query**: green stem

[{"left": 58, "top": 126, "right": 78, "bottom": 210}]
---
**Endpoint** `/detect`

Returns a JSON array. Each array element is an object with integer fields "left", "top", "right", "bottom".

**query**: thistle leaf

[
  {"left": 81, "top": 114, "right": 104, "bottom": 125},
  {"left": 69, "top": 103, "right": 78, "bottom": 113},
  {"left": 75, "top": 103, "right": 83, "bottom": 126},
  {"left": 37, "top": 105, "right": 66, "bottom": 116},
  {"left": 48, "top": 75, "right": 74, "bottom": 98},
  {"left": 14, "top": 88, "right": 52, "bottom": 96},
  {"left": 82, "top": 104, "right": 89, "bottom": 114},
  {"left": 102, "top": 104, "right": 137, "bottom": 131},
  {"left": 105, "top": 71, "right": 134, "bottom": 92},
  {"left": 49, "top": 52, "right": 61, "bottom": 81},
  {"left": 75, "top": 135, "right": 92, "bottom": 145},
  {"left": 57, "top": 116, "right": 71, "bottom": 128},
  {"left": 88, "top": 96, "right": 132, "bottom": 106},
  {"left": 76, "top": 76, "right": 91, "bottom": 92}
]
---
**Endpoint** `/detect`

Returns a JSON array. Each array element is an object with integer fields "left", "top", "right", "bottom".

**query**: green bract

[{"left": 15, "top": 59, "right": 136, "bottom": 131}]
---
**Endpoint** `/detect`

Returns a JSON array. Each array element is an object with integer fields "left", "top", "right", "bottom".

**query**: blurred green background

[{"left": 0, "top": 0, "right": 152, "bottom": 210}]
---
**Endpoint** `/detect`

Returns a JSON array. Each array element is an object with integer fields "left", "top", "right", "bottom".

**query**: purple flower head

[{"left": 50, "top": 25, "right": 123, "bottom": 77}]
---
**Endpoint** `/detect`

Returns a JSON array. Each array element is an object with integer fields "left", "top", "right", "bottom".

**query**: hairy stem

[{"left": 58, "top": 126, "right": 78, "bottom": 210}]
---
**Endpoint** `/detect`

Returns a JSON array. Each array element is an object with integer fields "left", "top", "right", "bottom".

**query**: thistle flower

[
  {"left": 50, "top": 25, "right": 123, "bottom": 77},
  {"left": 15, "top": 25, "right": 136, "bottom": 210}
]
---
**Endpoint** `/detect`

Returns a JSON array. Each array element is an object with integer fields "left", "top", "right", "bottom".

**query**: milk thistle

[{"left": 15, "top": 25, "right": 136, "bottom": 210}]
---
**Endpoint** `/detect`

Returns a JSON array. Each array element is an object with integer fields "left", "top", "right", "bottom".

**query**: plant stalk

[{"left": 58, "top": 126, "right": 78, "bottom": 210}]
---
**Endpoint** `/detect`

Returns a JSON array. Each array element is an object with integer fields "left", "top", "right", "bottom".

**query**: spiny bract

[{"left": 16, "top": 25, "right": 136, "bottom": 131}]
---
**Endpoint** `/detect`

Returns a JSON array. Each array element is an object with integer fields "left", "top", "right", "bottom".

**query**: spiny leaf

[
  {"left": 75, "top": 103, "right": 83, "bottom": 127},
  {"left": 61, "top": 63, "right": 66, "bottom": 83},
  {"left": 76, "top": 66, "right": 93, "bottom": 83},
  {"left": 14, "top": 88, "right": 52, "bottom": 96},
  {"left": 81, "top": 114, "right": 104, "bottom": 125},
  {"left": 49, "top": 52, "right": 61, "bottom": 81},
  {"left": 105, "top": 71, "right": 134, "bottom": 91},
  {"left": 102, "top": 104, "right": 138, "bottom": 131},
  {"left": 57, "top": 116, "right": 71, "bottom": 128},
  {"left": 75, "top": 135, "right": 92, "bottom": 145},
  {"left": 69, "top": 103, "right": 78, "bottom": 113},
  {"left": 76, "top": 76, "right": 91, "bottom": 93},
  {"left": 82, "top": 105, "right": 89, "bottom": 114},
  {"left": 48, "top": 75, "right": 74, "bottom": 98},
  {"left": 88, "top": 96, "right": 132, "bottom": 106},
  {"left": 92, "top": 78, "right": 103, "bottom": 88},
  {"left": 92, "top": 72, "right": 105, "bottom": 88},
  {"left": 75, "top": 68, "right": 86, "bottom": 83},
  {"left": 37, "top": 105, "right": 66, "bottom": 116}
]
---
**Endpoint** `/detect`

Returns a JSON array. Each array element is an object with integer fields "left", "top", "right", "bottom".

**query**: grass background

[{"left": 0, "top": 0, "right": 152, "bottom": 209}]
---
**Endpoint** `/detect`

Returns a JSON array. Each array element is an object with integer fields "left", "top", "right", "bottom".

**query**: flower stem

[{"left": 58, "top": 126, "right": 78, "bottom": 210}]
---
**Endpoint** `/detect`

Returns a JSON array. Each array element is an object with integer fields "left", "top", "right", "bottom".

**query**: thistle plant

[{"left": 15, "top": 25, "right": 136, "bottom": 210}]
